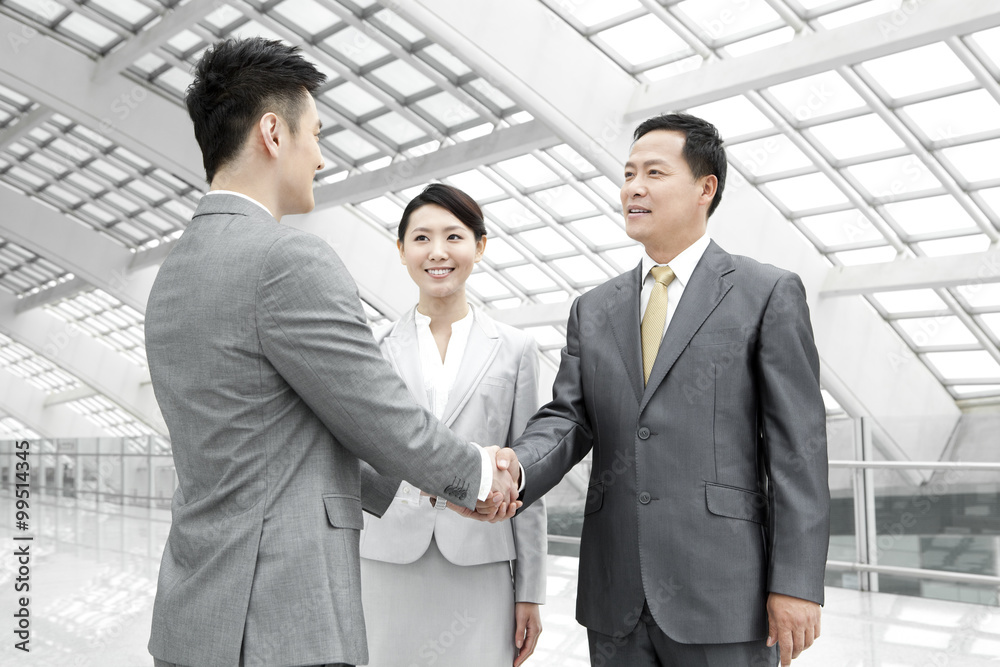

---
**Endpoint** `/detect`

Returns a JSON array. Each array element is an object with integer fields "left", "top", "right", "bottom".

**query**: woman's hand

[{"left": 513, "top": 602, "right": 542, "bottom": 666}]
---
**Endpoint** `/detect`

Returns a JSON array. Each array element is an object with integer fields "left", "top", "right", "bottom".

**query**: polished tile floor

[{"left": 1, "top": 497, "right": 997, "bottom": 666}]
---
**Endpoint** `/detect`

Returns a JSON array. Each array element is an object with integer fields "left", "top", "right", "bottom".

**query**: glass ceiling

[{"left": 0, "top": 0, "right": 993, "bottom": 438}]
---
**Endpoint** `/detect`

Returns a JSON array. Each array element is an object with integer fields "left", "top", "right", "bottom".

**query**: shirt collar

[
  {"left": 414, "top": 305, "right": 475, "bottom": 329},
  {"left": 205, "top": 190, "right": 275, "bottom": 219},
  {"left": 641, "top": 233, "right": 712, "bottom": 288}
]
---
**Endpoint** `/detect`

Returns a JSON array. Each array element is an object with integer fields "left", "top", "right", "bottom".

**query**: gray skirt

[{"left": 360, "top": 537, "right": 516, "bottom": 667}]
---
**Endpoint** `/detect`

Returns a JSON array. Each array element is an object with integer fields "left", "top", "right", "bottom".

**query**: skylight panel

[
  {"left": 518, "top": 228, "right": 575, "bottom": 258},
  {"left": 532, "top": 185, "right": 598, "bottom": 219},
  {"left": 686, "top": 96, "right": 772, "bottom": 139},
  {"left": 358, "top": 196, "right": 403, "bottom": 225},
  {"left": 371, "top": 8, "right": 425, "bottom": 45},
  {"left": 326, "top": 130, "right": 378, "bottom": 161},
  {"left": 568, "top": 215, "right": 631, "bottom": 248},
  {"left": 167, "top": 29, "right": 202, "bottom": 54},
  {"left": 952, "top": 384, "right": 1000, "bottom": 397},
  {"left": 560, "top": 0, "right": 643, "bottom": 27},
  {"left": 370, "top": 60, "right": 435, "bottom": 98},
  {"left": 585, "top": 176, "right": 622, "bottom": 208},
  {"left": 326, "top": 26, "right": 391, "bottom": 67},
  {"left": 917, "top": 235, "right": 992, "bottom": 258},
  {"left": 484, "top": 198, "right": 542, "bottom": 231},
  {"left": 727, "top": 135, "right": 812, "bottom": 177},
  {"left": 61, "top": 11, "right": 120, "bottom": 50},
  {"left": 676, "top": 0, "right": 782, "bottom": 43},
  {"left": 548, "top": 145, "right": 598, "bottom": 178},
  {"left": 366, "top": 112, "right": 424, "bottom": 145},
  {"left": 641, "top": 55, "right": 708, "bottom": 82},
  {"left": 6, "top": 0, "right": 65, "bottom": 25},
  {"left": 872, "top": 289, "right": 946, "bottom": 314},
  {"left": 420, "top": 44, "right": 472, "bottom": 77},
  {"left": 767, "top": 71, "right": 866, "bottom": 123},
  {"left": 273, "top": 0, "right": 340, "bottom": 35},
  {"left": 981, "top": 314, "right": 1000, "bottom": 341},
  {"left": 604, "top": 245, "right": 644, "bottom": 272},
  {"left": 552, "top": 256, "right": 608, "bottom": 284},
  {"left": 882, "top": 196, "right": 978, "bottom": 237},
  {"left": 324, "top": 81, "right": 383, "bottom": 117},
  {"left": 494, "top": 155, "right": 560, "bottom": 190},
  {"left": 764, "top": 172, "right": 849, "bottom": 211},
  {"left": 228, "top": 20, "right": 285, "bottom": 44},
  {"left": 977, "top": 187, "right": 1000, "bottom": 219},
  {"left": 90, "top": 0, "right": 152, "bottom": 26},
  {"left": 481, "top": 237, "right": 522, "bottom": 266},
  {"left": 833, "top": 246, "right": 897, "bottom": 266},
  {"left": 940, "top": 139, "right": 1000, "bottom": 184},
  {"left": 415, "top": 92, "right": 478, "bottom": 128},
  {"left": 597, "top": 14, "right": 690, "bottom": 67},
  {"left": 925, "top": 351, "right": 1000, "bottom": 380},
  {"left": 861, "top": 43, "right": 974, "bottom": 100},
  {"left": 897, "top": 316, "right": 979, "bottom": 348},
  {"left": 969, "top": 26, "right": 1000, "bottom": 72},
  {"left": 846, "top": 156, "right": 941, "bottom": 200},
  {"left": 454, "top": 123, "right": 493, "bottom": 141},
  {"left": 465, "top": 78, "right": 516, "bottom": 111},
  {"left": 815, "top": 0, "right": 905, "bottom": 30},
  {"left": 157, "top": 67, "right": 196, "bottom": 96},
  {"left": 957, "top": 283, "right": 1000, "bottom": 310},
  {"left": 446, "top": 170, "right": 505, "bottom": 200},
  {"left": 505, "top": 264, "right": 558, "bottom": 292},
  {"left": 799, "top": 210, "right": 885, "bottom": 247},
  {"left": 903, "top": 90, "right": 1000, "bottom": 142},
  {"left": 808, "top": 114, "right": 905, "bottom": 161},
  {"left": 466, "top": 272, "right": 511, "bottom": 299}
]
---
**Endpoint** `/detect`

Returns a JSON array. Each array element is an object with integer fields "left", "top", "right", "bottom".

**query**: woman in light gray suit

[{"left": 359, "top": 184, "right": 547, "bottom": 666}]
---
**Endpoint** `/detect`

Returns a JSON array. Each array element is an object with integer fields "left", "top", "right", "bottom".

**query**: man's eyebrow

[{"left": 624, "top": 159, "right": 670, "bottom": 169}]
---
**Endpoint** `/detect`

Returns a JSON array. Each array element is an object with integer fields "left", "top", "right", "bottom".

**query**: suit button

[
  {"left": 639, "top": 492, "right": 651, "bottom": 504},
  {"left": 638, "top": 427, "right": 650, "bottom": 440}
]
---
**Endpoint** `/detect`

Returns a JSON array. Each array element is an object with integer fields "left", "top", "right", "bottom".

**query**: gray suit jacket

[
  {"left": 145, "top": 194, "right": 484, "bottom": 667},
  {"left": 359, "top": 307, "right": 547, "bottom": 603},
  {"left": 514, "top": 240, "right": 830, "bottom": 644}
]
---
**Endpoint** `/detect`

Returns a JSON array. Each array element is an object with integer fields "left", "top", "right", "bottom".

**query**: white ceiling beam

[
  {"left": 0, "top": 368, "right": 105, "bottom": 438},
  {"left": 15, "top": 277, "right": 90, "bottom": 314},
  {"left": 627, "top": 0, "right": 1000, "bottom": 121},
  {"left": 0, "top": 11, "right": 203, "bottom": 185},
  {"left": 94, "top": 1, "right": 220, "bottom": 83},
  {"left": 313, "top": 120, "right": 560, "bottom": 209},
  {"left": 0, "top": 290, "right": 166, "bottom": 435},
  {"left": 393, "top": 0, "right": 639, "bottom": 179},
  {"left": 43, "top": 384, "right": 98, "bottom": 408},
  {"left": 822, "top": 249, "right": 1000, "bottom": 296},
  {"left": 0, "top": 189, "right": 158, "bottom": 313}
]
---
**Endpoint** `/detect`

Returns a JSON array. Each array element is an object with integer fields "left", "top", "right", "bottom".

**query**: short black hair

[
  {"left": 398, "top": 184, "right": 487, "bottom": 242},
  {"left": 185, "top": 38, "right": 326, "bottom": 184},
  {"left": 633, "top": 113, "right": 727, "bottom": 217}
]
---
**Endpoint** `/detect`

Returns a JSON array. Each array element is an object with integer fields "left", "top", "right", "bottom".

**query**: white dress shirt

[
  {"left": 640, "top": 233, "right": 712, "bottom": 339},
  {"left": 204, "top": 190, "right": 275, "bottom": 219},
  {"left": 415, "top": 307, "right": 475, "bottom": 420}
]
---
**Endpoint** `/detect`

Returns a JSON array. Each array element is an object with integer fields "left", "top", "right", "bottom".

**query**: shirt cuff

[
  {"left": 517, "top": 463, "right": 526, "bottom": 494},
  {"left": 473, "top": 442, "right": 492, "bottom": 502}
]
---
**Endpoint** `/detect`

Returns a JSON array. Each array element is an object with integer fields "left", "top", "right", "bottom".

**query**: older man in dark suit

[{"left": 513, "top": 113, "right": 830, "bottom": 667}]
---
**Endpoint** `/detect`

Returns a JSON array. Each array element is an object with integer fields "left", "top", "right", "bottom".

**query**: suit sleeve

[
  {"left": 255, "top": 233, "right": 482, "bottom": 509},
  {"left": 359, "top": 460, "right": 399, "bottom": 518},
  {"left": 508, "top": 335, "right": 547, "bottom": 604},
  {"left": 513, "top": 296, "right": 595, "bottom": 508},
  {"left": 757, "top": 272, "right": 830, "bottom": 605}
]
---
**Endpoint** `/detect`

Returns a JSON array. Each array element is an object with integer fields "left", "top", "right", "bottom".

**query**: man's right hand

[{"left": 462, "top": 446, "right": 521, "bottom": 523}]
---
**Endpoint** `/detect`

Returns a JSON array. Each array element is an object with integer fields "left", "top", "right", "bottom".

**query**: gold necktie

[{"left": 641, "top": 265, "right": 675, "bottom": 385}]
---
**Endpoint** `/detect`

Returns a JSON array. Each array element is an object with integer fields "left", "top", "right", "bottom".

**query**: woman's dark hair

[
  {"left": 397, "top": 184, "right": 487, "bottom": 242},
  {"left": 633, "top": 112, "right": 727, "bottom": 217},
  {"left": 185, "top": 37, "right": 326, "bottom": 184}
]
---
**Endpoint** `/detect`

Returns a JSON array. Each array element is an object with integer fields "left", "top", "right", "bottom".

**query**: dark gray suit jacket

[
  {"left": 514, "top": 240, "right": 830, "bottom": 644},
  {"left": 145, "top": 194, "right": 483, "bottom": 667}
]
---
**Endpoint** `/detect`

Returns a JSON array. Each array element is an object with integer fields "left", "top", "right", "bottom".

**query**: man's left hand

[{"left": 766, "top": 592, "right": 821, "bottom": 666}]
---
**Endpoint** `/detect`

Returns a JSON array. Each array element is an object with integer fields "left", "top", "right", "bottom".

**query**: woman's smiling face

[{"left": 397, "top": 203, "right": 485, "bottom": 300}]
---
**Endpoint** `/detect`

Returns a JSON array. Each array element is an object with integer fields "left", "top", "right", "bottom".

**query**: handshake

[{"left": 424, "top": 445, "right": 523, "bottom": 524}]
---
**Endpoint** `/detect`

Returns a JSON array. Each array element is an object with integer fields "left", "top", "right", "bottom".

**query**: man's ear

[
  {"left": 699, "top": 174, "right": 718, "bottom": 205},
  {"left": 259, "top": 112, "right": 280, "bottom": 159}
]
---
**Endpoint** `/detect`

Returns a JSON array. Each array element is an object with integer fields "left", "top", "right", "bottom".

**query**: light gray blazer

[
  {"left": 514, "top": 241, "right": 830, "bottom": 644},
  {"left": 144, "top": 194, "right": 484, "bottom": 667},
  {"left": 359, "top": 307, "right": 547, "bottom": 603}
]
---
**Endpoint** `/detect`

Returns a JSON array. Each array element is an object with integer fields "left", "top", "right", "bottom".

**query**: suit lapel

[
  {"left": 441, "top": 311, "right": 501, "bottom": 426},
  {"left": 640, "top": 241, "right": 735, "bottom": 414},
  {"left": 607, "top": 264, "right": 644, "bottom": 403},
  {"left": 383, "top": 310, "right": 430, "bottom": 411}
]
